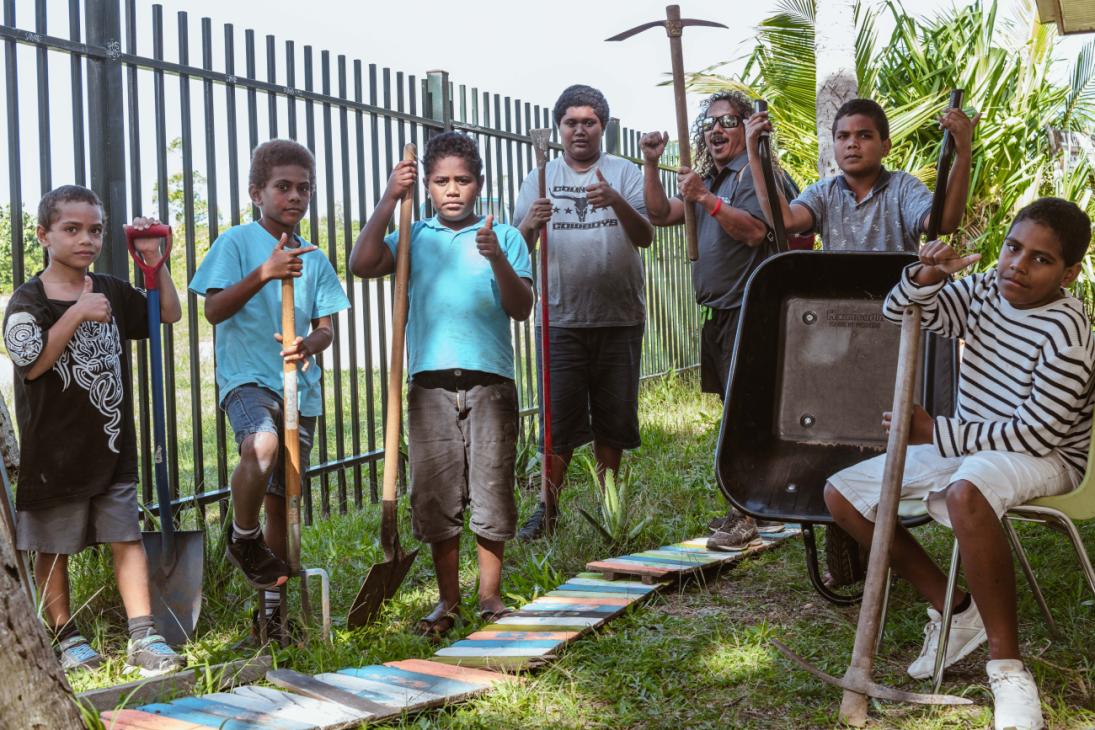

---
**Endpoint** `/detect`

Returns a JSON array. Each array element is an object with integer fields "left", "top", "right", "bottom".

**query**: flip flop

[
  {"left": 478, "top": 606, "right": 516, "bottom": 623},
  {"left": 416, "top": 603, "right": 461, "bottom": 638}
]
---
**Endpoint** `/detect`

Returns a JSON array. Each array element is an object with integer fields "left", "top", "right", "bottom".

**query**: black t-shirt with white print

[{"left": 4, "top": 273, "right": 149, "bottom": 511}]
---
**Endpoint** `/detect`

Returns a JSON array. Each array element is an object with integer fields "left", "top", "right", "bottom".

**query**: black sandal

[
  {"left": 478, "top": 606, "right": 516, "bottom": 623},
  {"left": 416, "top": 603, "right": 461, "bottom": 637}
]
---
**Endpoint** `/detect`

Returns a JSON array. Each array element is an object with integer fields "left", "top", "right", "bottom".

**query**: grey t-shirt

[
  {"left": 791, "top": 168, "right": 933, "bottom": 252},
  {"left": 514, "top": 154, "right": 647, "bottom": 328}
]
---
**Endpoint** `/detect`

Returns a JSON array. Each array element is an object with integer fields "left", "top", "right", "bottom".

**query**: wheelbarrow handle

[{"left": 124, "top": 223, "right": 173, "bottom": 290}]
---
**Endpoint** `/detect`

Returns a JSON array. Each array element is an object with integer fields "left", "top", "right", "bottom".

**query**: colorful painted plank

[
  {"left": 339, "top": 665, "right": 488, "bottom": 698},
  {"left": 384, "top": 658, "right": 513, "bottom": 686},
  {"left": 427, "top": 654, "right": 550, "bottom": 670},
  {"left": 552, "top": 582, "right": 654, "bottom": 595},
  {"left": 206, "top": 687, "right": 364, "bottom": 727},
  {"left": 545, "top": 589, "right": 644, "bottom": 599},
  {"left": 467, "top": 630, "right": 578, "bottom": 641},
  {"left": 314, "top": 672, "right": 444, "bottom": 706},
  {"left": 526, "top": 595, "right": 633, "bottom": 607},
  {"left": 140, "top": 700, "right": 305, "bottom": 730},
  {"left": 100, "top": 709, "right": 211, "bottom": 730},
  {"left": 435, "top": 644, "right": 558, "bottom": 658},
  {"left": 572, "top": 572, "right": 663, "bottom": 586},
  {"left": 266, "top": 669, "right": 399, "bottom": 719},
  {"left": 171, "top": 697, "right": 316, "bottom": 730}
]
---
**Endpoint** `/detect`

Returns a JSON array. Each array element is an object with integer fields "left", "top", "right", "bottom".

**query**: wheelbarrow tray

[{"left": 715, "top": 251, "right": 927, "bottom": 524}]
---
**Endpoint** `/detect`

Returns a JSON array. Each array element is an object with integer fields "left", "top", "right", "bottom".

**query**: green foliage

[
  {"left": 686, "top": 0, "right": 1095, "bottom": 304},
  {"left": 575, "top": 454, "right": 650, "bottom": 550},
  {"left": 0, "top": 205, "right": 43, "bottom": 293}
]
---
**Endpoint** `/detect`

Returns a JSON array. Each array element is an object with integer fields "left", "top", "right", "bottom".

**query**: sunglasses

[{"left": 701, "top": 113, "right": 743, "bottom": 132}]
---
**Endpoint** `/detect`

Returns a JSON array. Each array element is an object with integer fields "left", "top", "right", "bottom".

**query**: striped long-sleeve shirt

[{"left": 884, "top": 264, "right": 1095, "bottom": 476}]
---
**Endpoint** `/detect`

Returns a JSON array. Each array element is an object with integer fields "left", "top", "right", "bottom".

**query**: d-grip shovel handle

[
  {"left": 125, "top": 223, "right": 173, "bottom": 290},
  {"left": 125, "top": 223, "right": 176, "bottom": 565}
]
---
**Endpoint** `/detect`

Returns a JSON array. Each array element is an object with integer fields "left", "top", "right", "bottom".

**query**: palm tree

[
  {"left": 685, "top": 0, "right": 1095, "bottom": 302},
  {"left": 815, "top": 0, "right": 859, "bottom": 176}
]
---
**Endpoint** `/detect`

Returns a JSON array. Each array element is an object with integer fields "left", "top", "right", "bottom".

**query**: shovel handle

[
  {"left": 125, "top": 224, "right": 172, "bottom": 290},
  {"left": 146, "top": 286, "right": 177, "bottom": 564},
  {"left": 383, "top": 144, "right": 416, "bottom": 504},
  {"left": 282, "top": 271, "right": 302, "bottom": 573},
  {"left": 537, "top": 157, "right": 553, "bottom": 473}
]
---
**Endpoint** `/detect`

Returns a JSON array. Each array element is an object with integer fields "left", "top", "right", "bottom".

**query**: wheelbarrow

[{"left": 714, "top": 249, "right": 956, "bottom": 604}]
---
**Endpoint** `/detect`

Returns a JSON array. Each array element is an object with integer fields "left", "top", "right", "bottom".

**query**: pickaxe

[
  {"left": 530, "top": 128, "right": 555, "bottom": 534},
  {"left": 607, "top": 5, "right": 727, "bottom": 262}
]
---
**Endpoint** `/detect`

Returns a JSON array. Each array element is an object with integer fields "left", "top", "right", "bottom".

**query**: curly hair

[
  {"left": 38, "top": 185, "right": 103, "bottom": 229},
  {"left": 1011, "top": 197, "right": 1092, "bottom": 267},
  {"left": 249, "top": 139, "right": 316, "bottom": 189},
  {"left": 690, "top": 90, "right": 752, "bottom": 179},
  {"left": 423, "top": 131, "right": 482, "bottom": 178},
  {"left": 552, "top": 84, "right": 609, "bottom": 127}
]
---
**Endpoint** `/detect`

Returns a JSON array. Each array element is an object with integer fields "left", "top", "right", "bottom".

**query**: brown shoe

[{"left": 706, "top": 513, "right": 760, "bottom": 551}]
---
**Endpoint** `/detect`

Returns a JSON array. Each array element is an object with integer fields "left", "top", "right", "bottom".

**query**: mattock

[
  {"left": 606, "top": 5, "right": 727, "bottom": 262},
  {"left": 771, "top": 306, "right": 973, "bottom": 719}
]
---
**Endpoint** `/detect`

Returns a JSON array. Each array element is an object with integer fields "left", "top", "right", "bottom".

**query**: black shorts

[
  {"left": 700, "top": 306, "right": 742, "bottom": 400},
  {"left": 535, "top": 324, "right": 644, "bottom": 453}
]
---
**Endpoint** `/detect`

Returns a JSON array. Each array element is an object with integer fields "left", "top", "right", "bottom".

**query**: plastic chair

[{"left": 930, "top": 430, "right": 1095, "bottom": 691}]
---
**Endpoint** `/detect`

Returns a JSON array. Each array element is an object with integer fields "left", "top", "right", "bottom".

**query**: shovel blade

[
  {"left": 142, "top": 529, "right": 204, "bottom": 646},
  {"left": 347, "top": 548, "right": 419, "bottom": 628}
]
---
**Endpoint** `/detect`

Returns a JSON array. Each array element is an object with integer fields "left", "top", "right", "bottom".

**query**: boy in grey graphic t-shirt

[{"left": 512, "top": 84, "right": 653, "bottom": 540}]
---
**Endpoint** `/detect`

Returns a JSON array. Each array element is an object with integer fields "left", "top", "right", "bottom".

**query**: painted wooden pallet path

[
  {"left": 585, "top": 527, "right": 801, "bottom": 583},
  {"left": 101, "top": 529, "right": 797, "bottom": 728}
]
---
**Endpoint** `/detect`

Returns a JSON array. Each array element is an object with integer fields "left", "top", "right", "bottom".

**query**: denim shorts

[
  {"left": 16, "top": 481, "right": 140, "bottom": 554},
  {"left": 406, "top": 376, "right": 518, "bottom": 543},
  {"left": 223, "top": 384, "right": 316, "bottom": 497}
]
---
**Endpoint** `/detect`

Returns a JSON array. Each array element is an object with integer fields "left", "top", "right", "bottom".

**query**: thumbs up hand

[
  {"left": 585, "top": 168, "right": 618, "bottom": 211},
  {"left": 75, "top": 275, "right": 112, "bottom": 323},
  {"left": 476, "top": 214, "right": 504, "bottom": 263}
]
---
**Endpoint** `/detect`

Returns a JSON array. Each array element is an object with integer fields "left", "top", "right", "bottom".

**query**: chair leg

[
  {"left": 1002, "top": 517, "right": 1059, "bottom": 638},
  {"left": 1050, "top": 513, "right": 1095, "bottom": 603},
  {"left": 932, "top": 538, "right": 962, "bottom": 693}
]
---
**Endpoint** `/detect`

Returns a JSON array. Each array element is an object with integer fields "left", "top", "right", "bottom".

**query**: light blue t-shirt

[
  {"left": 189, "top": 221, "right": 350, "bottom": 416},
  {"left": 384, "top": 216, "right": 532, "bottom": 378}
]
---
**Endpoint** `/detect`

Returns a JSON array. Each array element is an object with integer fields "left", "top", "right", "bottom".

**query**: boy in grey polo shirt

[{"left": 745, "top": 98, "right": 977, "bottom": 250}]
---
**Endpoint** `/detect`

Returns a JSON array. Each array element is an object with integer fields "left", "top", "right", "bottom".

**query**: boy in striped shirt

[{"left": 824, "top": 198, "right": 1093, "bottom": 730}]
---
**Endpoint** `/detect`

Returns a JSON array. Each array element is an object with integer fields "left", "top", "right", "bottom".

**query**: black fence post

[
  {"left": 605, "top": 116, "right": 621, "bottom": 155},
  {"left": 86, "top": 0, "right": 128, "bottom": 278},
  {"left": 426, "top": 69, "right": 452, "bottom": 132}
]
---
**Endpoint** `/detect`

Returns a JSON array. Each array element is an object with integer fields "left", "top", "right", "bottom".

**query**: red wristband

[{"left": 707, "top": 196, "right": 722, "bottom": 217}]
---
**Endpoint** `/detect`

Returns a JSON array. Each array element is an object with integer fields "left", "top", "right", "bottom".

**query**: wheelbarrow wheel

[{"left": 825, "top": 524, "right": 869, "bottom": 589}]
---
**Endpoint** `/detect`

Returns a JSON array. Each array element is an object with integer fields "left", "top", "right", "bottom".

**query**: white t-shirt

[{"left": 514, "top": 153, "right": 648, "bottom": 327}]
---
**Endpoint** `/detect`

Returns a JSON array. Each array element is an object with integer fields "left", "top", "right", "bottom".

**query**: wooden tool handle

[
  {"left": 382, "top": 144, "right": 416, "bottom": 503},
  {"left": 839, "top": 305, "right": 922, "bottom": 724},
  {"left": 282, "top": 272, "right": 302, "bottom": 573},
  {"left": 667, "top": 5, "right": 698, "bottom": 261}
]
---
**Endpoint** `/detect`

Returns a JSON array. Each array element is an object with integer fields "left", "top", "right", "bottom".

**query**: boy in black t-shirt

[{"left": 3, "top": 185, "right": 185, "bottom": 676}]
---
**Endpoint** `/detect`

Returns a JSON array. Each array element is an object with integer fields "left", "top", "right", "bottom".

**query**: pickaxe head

[
  {"left": 606, "top": 5, "right": 727, "bottom": 42},
  {"left": 530, "top": 128, "right": 552, "bottom": 166}
]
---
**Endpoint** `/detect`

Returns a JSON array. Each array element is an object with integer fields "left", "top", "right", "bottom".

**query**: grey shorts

[
  {"left": 406, "top": 376, "right": 518, "bottom": 543},
  {"left": 223, "top": 384, "right": 316, "bottom": 497},
  {"left": 535, "top": 324, "right": 643, "bottom": 453},
  {"left": 16, "top": 481, "right": 141, "bottom": 554}
]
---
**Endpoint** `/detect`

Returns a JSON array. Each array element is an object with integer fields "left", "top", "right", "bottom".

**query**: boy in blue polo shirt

[
  {"left": 350, "top": 131, "right": 533, "bottom": 636},
  {"left": 189, "top": 139, "right": 349, "bottom": 637}
]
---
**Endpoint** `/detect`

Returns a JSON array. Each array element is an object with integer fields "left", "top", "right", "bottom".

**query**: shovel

[
  {"left": 348, "top": 144, "right": 420, "bottom": 628},
  {"left": 126, "top": 223, "right": 204, "bottom": 647}
]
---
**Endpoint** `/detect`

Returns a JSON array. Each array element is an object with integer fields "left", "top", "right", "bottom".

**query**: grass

[{"left": 61, "top": 371, "right": 1095, "bottom": 728}]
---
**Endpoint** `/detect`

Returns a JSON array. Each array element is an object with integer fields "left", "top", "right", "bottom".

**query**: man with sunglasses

[{"left": 642, "top": 90, "right": 799, "bottom": 550}]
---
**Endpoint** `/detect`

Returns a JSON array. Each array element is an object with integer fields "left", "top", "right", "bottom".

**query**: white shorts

[{"left": 828, "top": 445, "right": 1078, "bottom": 528}]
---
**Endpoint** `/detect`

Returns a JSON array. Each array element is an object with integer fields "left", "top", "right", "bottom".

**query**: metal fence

[{"left": 0, "top": 0, "right": 698, "bottom": 526}]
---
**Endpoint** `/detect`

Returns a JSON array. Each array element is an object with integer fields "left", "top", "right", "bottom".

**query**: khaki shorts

[
  {"left": 407, "top": 378, "right": 518, "bottom": 543},
  {"left": 16, "top": 481, "right": 141, "bottom": 554},
  {"left": 828, "top": 444, "right": 1077, "bottom": 528}
]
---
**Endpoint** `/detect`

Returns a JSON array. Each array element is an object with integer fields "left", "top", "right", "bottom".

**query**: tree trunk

[
  {"left": 814, "top": 0, "right": 859, "bottom": 178},
  {"left": 0, "top": 393, "right": 85, "bottom": 729}
]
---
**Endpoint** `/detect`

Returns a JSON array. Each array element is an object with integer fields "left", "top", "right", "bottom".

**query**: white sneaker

[
  {"left": 906, "top": 598, "right": 987, "bottom": 679},
  {"left": 987, "top": 659, "right": 1044, "bottom": 730}
]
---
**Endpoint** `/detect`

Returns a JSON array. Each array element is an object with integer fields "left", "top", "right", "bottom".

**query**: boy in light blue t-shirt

[
  {"left": 350, "top": 131, "right": 533, "bottom": 636},
  {"left": 189, "top": 139, "right": 349, "bottom": 638}
]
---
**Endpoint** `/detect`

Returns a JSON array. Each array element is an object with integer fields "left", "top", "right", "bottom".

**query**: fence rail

[{"left": 0, "top": 0, "right": 699, "bottom": 526}]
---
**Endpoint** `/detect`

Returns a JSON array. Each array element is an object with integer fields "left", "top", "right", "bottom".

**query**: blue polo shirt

[
  {"left": 189, "top": 221, "right": 350, "bottom": 416},
  {"left": 384, "top": 216, "right": 532, "bottom": 378}
]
